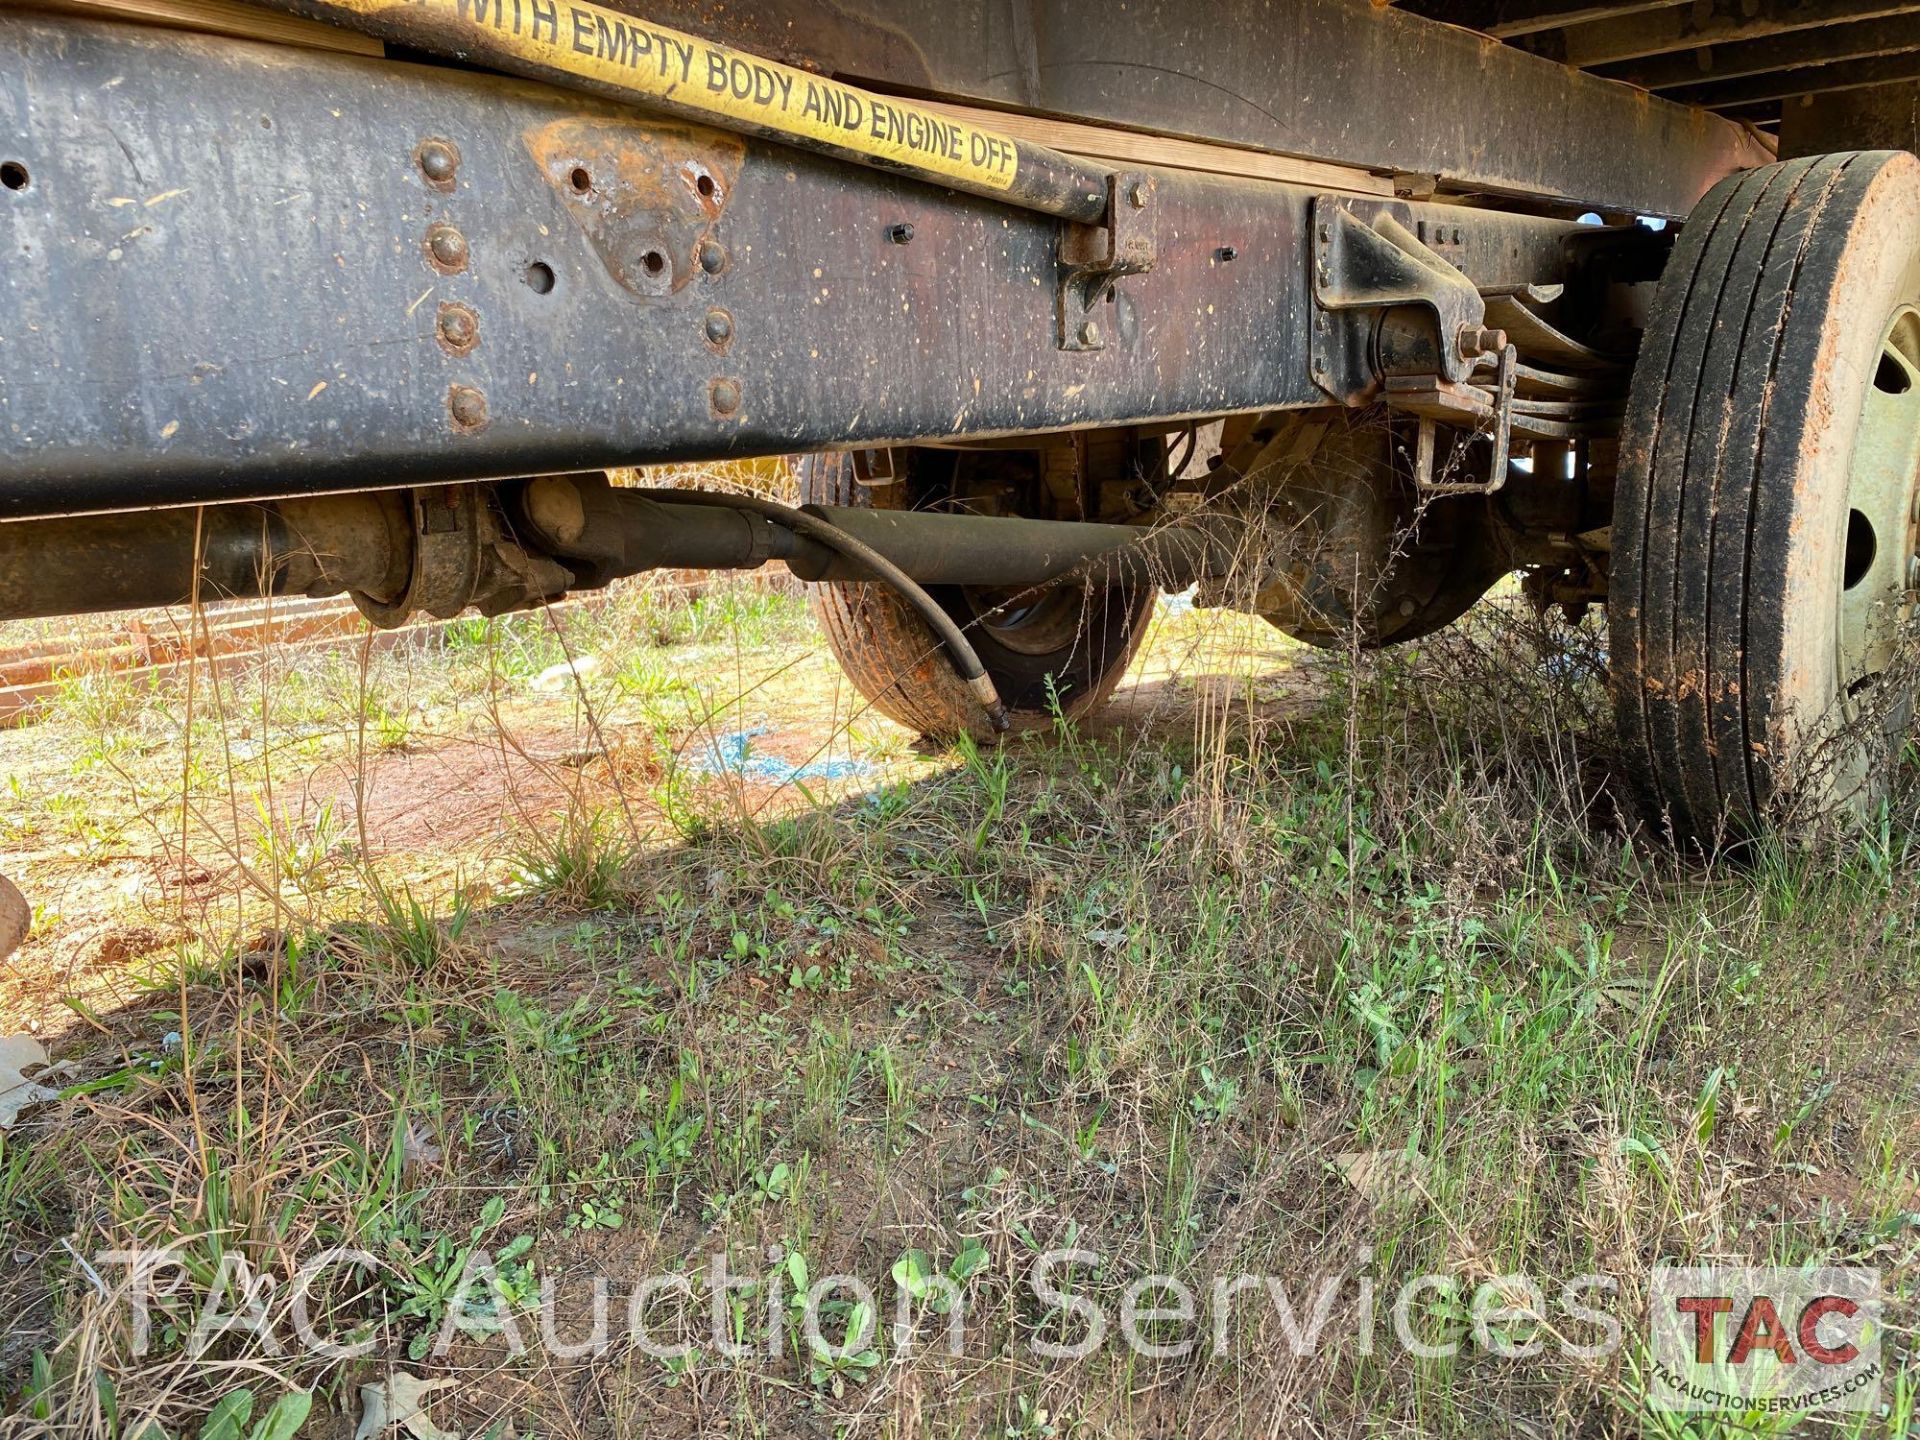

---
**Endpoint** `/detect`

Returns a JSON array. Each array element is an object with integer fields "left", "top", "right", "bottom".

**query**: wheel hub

[{"left": 1838, "top": 306, "right": 1920, "bottom": 695}]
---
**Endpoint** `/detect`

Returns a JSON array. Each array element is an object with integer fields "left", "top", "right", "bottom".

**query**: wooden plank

[
  {"left": 0, "top": 570, "right": 791, "bottom": 726},
  {"left": 1484, "top": 0, "right": 1679, "bottom": 36},
  {"left": 1667, "top": 46, "right": 1920, "bottom": 104},
  {"left": 917, "top": 99, "right": 1392, "bottom": 197},
  {"left": 0, "top": 618, "right": 410, "bottom": 727},
  {"left": 22, "top": 0, "right": 384, "bottom": 56},
  {"left": 1537, "top": 0, "right": 1920, "bottom": 68},
  {"left": 1402, "top": 0, "right": 1684, "bottom": 39},
  {"left": 1603, "top": 13, "right": 1920, "bottom": 88}
]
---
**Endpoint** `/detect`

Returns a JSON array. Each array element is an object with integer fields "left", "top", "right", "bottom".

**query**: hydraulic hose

[{"left": 646, "top": 488, "right": 1011, "bottom": 731}]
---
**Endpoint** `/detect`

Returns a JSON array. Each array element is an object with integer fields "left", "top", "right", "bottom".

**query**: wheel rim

[
  {"left": 1822, "top": 304, "right": 1920, "bottom": 812},
  {"left": 1837, "top": 306, "right": 1920, "bottom": 697},
  {"left": 960, "top": 583, "right": 1093, "bottom": 657}
]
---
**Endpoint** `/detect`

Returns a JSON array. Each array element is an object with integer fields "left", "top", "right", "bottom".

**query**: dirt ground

[{"left": 1, "top": 582, "right": 1915, "bottom": 1439}]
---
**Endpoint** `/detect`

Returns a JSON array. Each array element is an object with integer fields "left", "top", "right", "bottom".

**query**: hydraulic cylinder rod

[{"left": 242, "top": 0, "right": 1114, "bottom": 224}]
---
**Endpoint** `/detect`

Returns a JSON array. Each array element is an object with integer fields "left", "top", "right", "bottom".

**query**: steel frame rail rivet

[
  {"left": 697, "top": 240, "right": 727, "bottom": 275},
  {"left": 710, "top": 378, "right": 742, "bottom": 417},
  {"left": 437, "top": 303, "right": 479, "bottom": 354},
  {"left": 704, "top": 309, "right": 733, "bottom": 348},
  {"left": 416, "top": 138, "right": 459, "bottom": 188},
  {"left": 426, "top": 224, "right": 469, "bottom": 273},
  {"left": 448, "top": 385, "right": 488, "bottom": 431}
]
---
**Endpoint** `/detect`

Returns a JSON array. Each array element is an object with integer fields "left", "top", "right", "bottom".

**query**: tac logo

[{"left": 1648, "top": 1267, "right": 1883, "bottom": 1414}]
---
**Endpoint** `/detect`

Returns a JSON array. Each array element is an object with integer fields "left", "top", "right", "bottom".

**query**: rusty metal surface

[
  {"left": 263, "top": 0, "right": 1115, "bottom": 224},
  {"left": 0, "top": 16, "right": 1605, "bottom": 520},
  {"left": 602, "top": 0, "right": 1769, "bottom": 217},
  {"left": 0, "top": 494, "right": 415, "bottom": 619},
  {"left": 523, "top": 116, "right": 746, "bottom": 297},
  {"left": 1781, "top": 75, "right": 1920, "bottom": 151}
]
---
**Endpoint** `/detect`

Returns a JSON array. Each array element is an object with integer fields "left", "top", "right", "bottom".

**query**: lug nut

[{"left": 426, "top": 224, "right": 469, "bottom": 273}]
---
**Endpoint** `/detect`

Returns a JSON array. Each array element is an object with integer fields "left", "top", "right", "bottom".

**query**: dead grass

[{"left": 1, "top": 571, "right": 1916, "bottom": 1439}]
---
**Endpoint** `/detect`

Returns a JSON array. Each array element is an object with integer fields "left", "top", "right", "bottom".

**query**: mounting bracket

[
  {"left": 1309, "top": 194, "right": 1487, "bottom": 403},
  {"left": 1057, "top": 171, "right": 1158, "bottom": 352}
]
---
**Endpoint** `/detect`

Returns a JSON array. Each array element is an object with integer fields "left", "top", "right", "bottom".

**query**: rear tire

[
  {"left": 799, "top": 451, "right": 1157, "bottom": 739},
  {"left": 1611, "top": 151, "right": 1920, "bottom": 842},
  {"left": 0, "top": 873, "right": 27, "bottom": 963}
]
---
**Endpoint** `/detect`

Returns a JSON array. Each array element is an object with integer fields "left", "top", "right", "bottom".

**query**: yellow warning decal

[{"left": 331, "top": 0, "right": 1019, "bottom": 191}]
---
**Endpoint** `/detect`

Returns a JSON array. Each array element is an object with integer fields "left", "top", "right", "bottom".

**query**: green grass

[{"left": 1, "top": 586, "right": 1915, "bottom": 1438}]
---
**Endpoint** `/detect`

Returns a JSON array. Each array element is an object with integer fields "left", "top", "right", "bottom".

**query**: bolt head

[
  {"left": 437, "top": 304, "right": 477, "bottom": 349},
  {"left": 704, "top": 309, "right": 733, "bottom": 346},
  {"left": 417, "top": 139, "right": 459, "bottom": 185},
  {"left": 1077, "top": 319, "right": 1101, "bottom": 346},
  {"left": 710, "top": 378, "right": 741, "bottom": 416},
  {"left": 426, "top": 224, "right": 468, "bottom": 272},
  {"left": 447, "top": 385, "right": 488, "bottom": 430},
  {"left": 1126, "top": 179, "right": 1149, "bottom": 209}
]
